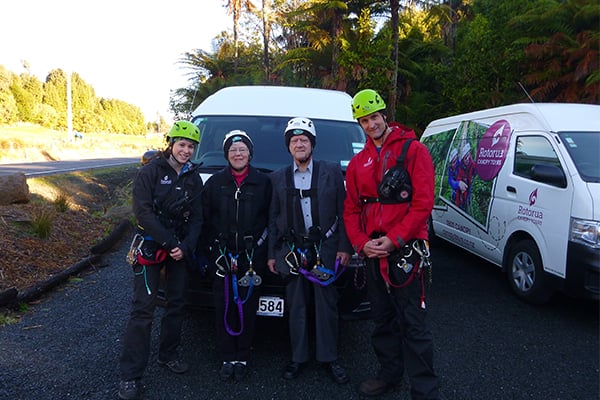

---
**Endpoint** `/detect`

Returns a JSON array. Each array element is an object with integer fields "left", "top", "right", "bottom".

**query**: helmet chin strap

[
  {"left": 170, "top": 153, "right": 185, "bottom": 165},
  {"left": 373, "top": 120, "right": 390, "bottom": 142}
]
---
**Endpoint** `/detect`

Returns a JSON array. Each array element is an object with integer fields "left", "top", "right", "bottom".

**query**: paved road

[
  {"left": 0, "top": 238, "right": 597, "bottom": 400},
  {"left": 0, "top": 157, "right": 139, "bottom": 177}
]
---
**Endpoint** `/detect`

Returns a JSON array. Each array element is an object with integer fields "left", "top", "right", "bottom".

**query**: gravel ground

[{"left": 0, "top": 238, "right": 598, "bottom": 400}]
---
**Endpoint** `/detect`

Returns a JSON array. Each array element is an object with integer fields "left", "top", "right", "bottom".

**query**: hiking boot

[
  {"left": 118, "top": 380, "right": 140, "bottom": 400},
  {"left": 233, "top": 362, "right": 247, "bottom": 381},
  {"left": 219, "top": 362, "right": 234, "bottom": 381},
  {"left": 358, "top": 378, "right": 394, "bottom": 397},
  {"left": 283, "top": 361, "right": 303, "bottom": 380},
  {"left": 326, "top": 361, "right": 349, "bottom": 384},
  {"left": 158, "top": 359, "right": 189, "bottom": 374}
]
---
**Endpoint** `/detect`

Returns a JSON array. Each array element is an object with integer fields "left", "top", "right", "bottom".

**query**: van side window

[{"left": 514, "top": 136, "right": 566, "bottom": 188}]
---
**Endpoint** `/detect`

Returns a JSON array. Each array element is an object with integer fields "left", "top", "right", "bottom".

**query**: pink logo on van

[
  {"left": 529, "top": 188, "right": 537, "bottom": 206},
  {"left": 475, "top": 120, "right": 512, "bottom": 181}
]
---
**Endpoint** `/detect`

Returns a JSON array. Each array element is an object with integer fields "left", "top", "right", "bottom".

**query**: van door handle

[{"left": 506, "top": 186, "right": 516, "bottom": 193}]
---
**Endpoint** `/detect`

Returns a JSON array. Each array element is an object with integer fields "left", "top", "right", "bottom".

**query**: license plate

[{"left": 256, "top": 296, "right": 284, "bottom": 317}]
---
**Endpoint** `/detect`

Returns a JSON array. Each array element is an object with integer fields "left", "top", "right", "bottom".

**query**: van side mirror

[{"left": 530, "top": 164, "right": 567, "bottom": 188}]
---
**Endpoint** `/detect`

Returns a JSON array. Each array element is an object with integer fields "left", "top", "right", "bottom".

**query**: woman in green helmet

[{"left": 118, "top": 121, "right": 204, "bottom": 400}]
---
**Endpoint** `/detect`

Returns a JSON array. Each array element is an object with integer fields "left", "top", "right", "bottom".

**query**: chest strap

[{"left": 285, "top": 161, "right": 320, "bottom": 231}]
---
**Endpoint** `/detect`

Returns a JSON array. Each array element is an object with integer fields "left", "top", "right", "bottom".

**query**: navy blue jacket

[{"left": 132, "top": 154, "right": 204, "bottom": 262}]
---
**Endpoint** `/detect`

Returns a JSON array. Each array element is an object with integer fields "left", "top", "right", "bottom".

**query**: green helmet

[
  {"left": 351, "top": 89, "right": 386, "bottom": 119},
  {"left": 167, "top": 121, "right": 200, "bottom": 144}
]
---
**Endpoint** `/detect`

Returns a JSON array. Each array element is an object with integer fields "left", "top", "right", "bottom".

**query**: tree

[
  {"left": 257, "top": 0, "right": 288, "bottom": 82},
  {"left": 43, "top": 69, "right": 68, "bottom": 129},
  {"left": 281, "top": 0, "right": 350, "bottom": 89},
  {"left": 388, "top": 0, "right": 399, "bottom": 119},
  {"left": 10, "top": 74, "right": 36, "bottom": 122},
  {"left": 225, "top": 0, "right": 257, "bottom": 73},
  {"left": 436, "top": 0, "right": 538, "bottom": 113},
  {"left": 0, "top": 66, "right": 18, "bottom": 124},
  {"left": 513, "top": 0, "right": 600, "bottom": 103}
]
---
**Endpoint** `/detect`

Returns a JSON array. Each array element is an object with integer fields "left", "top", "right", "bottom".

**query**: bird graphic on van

[
  {"left": 491, "top": 124, "right": 504, "bottom": 147},
  {"left": 529, "top": 188, "right": 538, "bottom": 206}
]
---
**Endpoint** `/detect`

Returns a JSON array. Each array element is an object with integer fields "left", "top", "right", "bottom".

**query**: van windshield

[
  {"left": 190, "top": 116, "right": 365, "bottom": 173},
  {"left": 558, "top": 131, "right": 600, "bottom": 183}
]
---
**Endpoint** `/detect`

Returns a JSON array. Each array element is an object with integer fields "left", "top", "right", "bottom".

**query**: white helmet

[
  {"left": 449, "top": 148, "right": 458, "bottom": 162},
  {"left": 285, "top": 117, "right": 316, "bottom": 148},
  {"left": 223, "top": 130, "right": 254, "bottom": 159},
  {"left": 461, "top": 142, "right": 471, "bottom": 159}
]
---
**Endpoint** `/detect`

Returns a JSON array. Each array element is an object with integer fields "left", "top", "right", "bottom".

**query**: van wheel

[{"left": 506, "top": 239, "right": 552, "bottom": 304}]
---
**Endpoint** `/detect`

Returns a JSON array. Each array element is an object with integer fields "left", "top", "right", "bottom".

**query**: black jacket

[
  {"left": 201, "top": 165, "right": 272, "bottom": 270},
  {"left": 268, "top": 160, "right": 353, "bottom": 276},
  {"left": 132, "top": 154, "right": 204, "bottom": 261}
]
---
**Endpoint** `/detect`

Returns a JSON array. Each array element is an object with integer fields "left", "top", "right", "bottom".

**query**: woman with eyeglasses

[{"left": 200, "top": 130, "right": 272, "bottom": 382}]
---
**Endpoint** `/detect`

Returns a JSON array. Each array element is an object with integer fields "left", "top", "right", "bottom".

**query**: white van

[
  {"left": 187, "top": 85, "right": 368, "bottom": 317},
  {"left": 190, "top": 85, "right": 365, "bottom": 182},
  {"left": 421, "top": 103, "right": 599, "bottom": 303}
]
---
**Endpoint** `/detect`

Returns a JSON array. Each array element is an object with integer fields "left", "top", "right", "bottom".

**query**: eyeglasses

[{"left": 228, "top": 148, "right": 249, "bottom": 154}]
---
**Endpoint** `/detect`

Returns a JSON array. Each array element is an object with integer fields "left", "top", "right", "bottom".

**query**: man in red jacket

[{"left": 343, "top": 89, "right": 444, "bottom": 399}]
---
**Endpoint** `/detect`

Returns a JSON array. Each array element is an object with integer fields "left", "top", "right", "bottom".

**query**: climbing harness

[
  {"left": 125, "top": 232, "right": 167, "bottom": 296},
  {"left": 298, "top": 241, "right": 346, "bottom": 286},
  {"left": 218, "top": 242, "right": 263, "bottom": 337},
  {"left": 282, "top": 228, "right": 344, "bottom": 286},
  {"left": 237, "top": 247, "right": 262, "bottom": 287},
  {"left": 280, "top": 161, "right": 346, "bottom": 286},
  {"left": 126, "top": 233, "right": 144, "bottom": 265},
  {"left": 377, "top": 239, "right": 432, "bottom": 309}
]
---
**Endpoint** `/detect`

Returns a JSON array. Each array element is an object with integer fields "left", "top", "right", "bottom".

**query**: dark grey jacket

[{"left": 268, "top": 160, "right": 353, "bottom": 276}]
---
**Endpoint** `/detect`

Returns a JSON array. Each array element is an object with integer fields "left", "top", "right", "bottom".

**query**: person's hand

[
  {"left": 459, "top": 181, "right": 468, "bottom": 192},
  {"left": 267, "top": 258, "right": 279, "bottom": 274},
  {"left": 336, "top": 252, "right": 351, "bottom": 266},
  {"left": 362, "top": 236, "right": 394, "bottom": 258},
  {"left": 169, "top": 247, "right": 184, "bottom": 261}
]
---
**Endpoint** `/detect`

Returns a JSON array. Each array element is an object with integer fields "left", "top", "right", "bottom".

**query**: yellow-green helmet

[
  {"left": 351, "top": 89, "right": 386, "bottom": 119},
  {"left": 167, "top": 121, "right": 200, "bottom": 144}
]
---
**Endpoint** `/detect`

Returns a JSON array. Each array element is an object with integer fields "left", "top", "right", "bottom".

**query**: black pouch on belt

[
  {"left": 136, "top": 239, "right": 167, "bottom": 266},
  {"left": 387, "top": 240, "right": 420, "bottom": 285}
]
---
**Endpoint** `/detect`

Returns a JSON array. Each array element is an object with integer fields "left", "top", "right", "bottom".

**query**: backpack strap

[{"left": 396, "top": 138, "right": 415, "bottom": 167}]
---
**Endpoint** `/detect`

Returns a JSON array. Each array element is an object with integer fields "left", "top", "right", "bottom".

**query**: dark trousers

[
  {"left": 212, "top": 274, "right": 260, "bottom": 362},
  {"left": 286, "top": 275, "right": 339, "bottom": 363},
  {"left": 365, "top": 257, "right": 442, "bottom": 400},
  {"left": 119, "top": 259, "right": 188, "bottom": 381}
]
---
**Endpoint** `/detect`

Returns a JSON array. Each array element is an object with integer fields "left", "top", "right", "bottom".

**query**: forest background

[{"left": 0, "top": 0, "right": 598, "bottom": 138}]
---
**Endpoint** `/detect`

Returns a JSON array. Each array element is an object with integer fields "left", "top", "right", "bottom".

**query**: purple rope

[
  {"left": 299, "top": 258, "right": 345, "bottom": 286},
  {"left": 223, "top": 274, "right": 244, "bottom": 337}
]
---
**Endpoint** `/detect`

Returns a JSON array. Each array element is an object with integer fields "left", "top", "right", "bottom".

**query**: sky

[{"left": 1, "top": 0, "right": 232, "bottom": 122}]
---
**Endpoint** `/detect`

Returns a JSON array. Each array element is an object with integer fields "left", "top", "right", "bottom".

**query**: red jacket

[{"left": 343, "top": 123, "right": 434, "bottom": 253}]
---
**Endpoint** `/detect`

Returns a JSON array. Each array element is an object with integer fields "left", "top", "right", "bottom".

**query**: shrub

[
  {"left": 54, "top": 192, "right": 71, "bottom": 212},
  {"left": 31, "top": 207, "right": 54, "bottom": 239}
]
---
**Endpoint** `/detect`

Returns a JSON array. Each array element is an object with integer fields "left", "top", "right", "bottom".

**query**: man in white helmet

[{"left": 267, "top": 117, "right": 353, "bottom": 384}]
